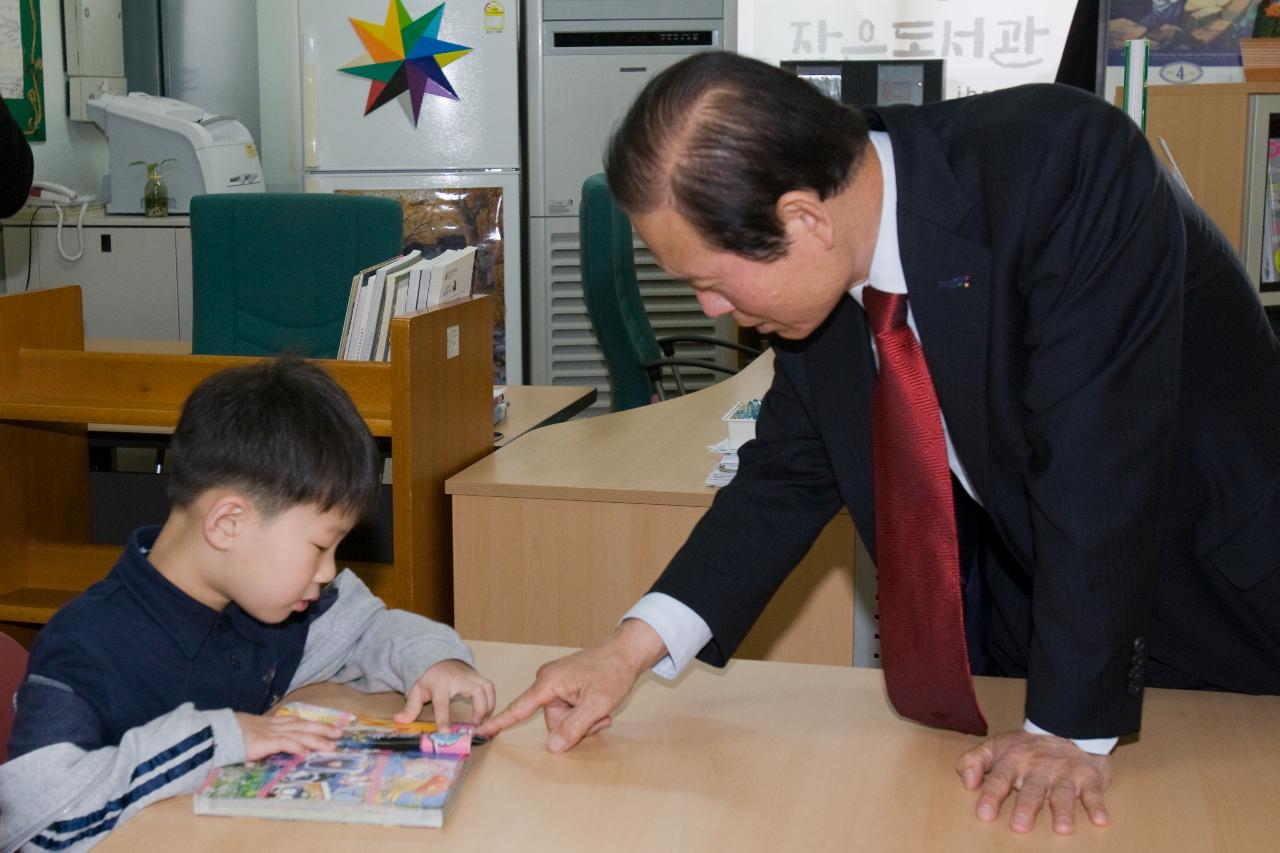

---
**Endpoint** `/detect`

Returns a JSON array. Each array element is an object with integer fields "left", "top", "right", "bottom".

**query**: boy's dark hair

[
  {"left": 605, "top": 51, "right": 869, "bottom": 262},
  {"left": 168, "top": 358, "right": 380, "bottom": 519}
]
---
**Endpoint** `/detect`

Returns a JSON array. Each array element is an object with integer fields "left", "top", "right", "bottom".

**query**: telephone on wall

[{"left": 26, "top": 181, "right": 97, "bottom": 262}]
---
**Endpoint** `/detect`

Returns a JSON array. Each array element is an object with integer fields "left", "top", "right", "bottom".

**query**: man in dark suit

[{"left": 478, "top": 53, "right": 1280, "bottom": 834}]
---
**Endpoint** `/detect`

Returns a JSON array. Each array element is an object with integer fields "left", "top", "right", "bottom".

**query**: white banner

[{"left": 737, "top": 0, "right": 1078, "bottom": 98}]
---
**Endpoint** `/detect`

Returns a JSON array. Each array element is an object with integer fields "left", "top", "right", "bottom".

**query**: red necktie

[{"left": 863, "top": 287, "right": 987, "bottom": 736}]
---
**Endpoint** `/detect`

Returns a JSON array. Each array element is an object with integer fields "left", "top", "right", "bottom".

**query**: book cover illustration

[
  {"left": 195, "top": 749, "right": 468, "bottom": 827},
  {"left": 194, "top": 703, "right": 474, "bottom": 826}
]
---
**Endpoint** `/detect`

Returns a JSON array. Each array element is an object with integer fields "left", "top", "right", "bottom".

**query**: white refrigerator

[{"left": 298, "top": 0, "right": 522, "bottom": 382}]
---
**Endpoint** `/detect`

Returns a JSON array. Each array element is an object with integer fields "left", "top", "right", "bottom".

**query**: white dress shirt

[{"left": 624, "top": 131, "right": 1116, "bottom": 755}]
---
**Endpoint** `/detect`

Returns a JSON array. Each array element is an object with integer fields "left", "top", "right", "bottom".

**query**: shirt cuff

[
  {"left": 622, "top": 593, "right": 713, "bottom": 680},
  {"left": 1023, "top": 718, "right": 1118, "bottom": 755}
]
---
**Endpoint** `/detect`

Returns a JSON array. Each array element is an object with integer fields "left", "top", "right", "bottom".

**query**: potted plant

[
  {"left": 129, "top": 158, "right": 176, "bottom": 216},
  {"left": 1241, "top": 0, "right": 1280, "bottom": 81}
]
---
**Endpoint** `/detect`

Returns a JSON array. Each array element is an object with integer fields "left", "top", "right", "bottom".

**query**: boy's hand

[
  {"left": 395, "top": 659, "right": 496, "bottom": 731},
  {"left": 235, "top": 712, "right": 343, "bottom": 761}
]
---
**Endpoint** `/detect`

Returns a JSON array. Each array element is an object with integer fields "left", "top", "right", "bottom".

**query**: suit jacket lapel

[
  {"left": 809, "top": 296, "right": 878, "bottom": 552},
  {"left": 871, "top": 105, "right": 995, "bottom": 504}
]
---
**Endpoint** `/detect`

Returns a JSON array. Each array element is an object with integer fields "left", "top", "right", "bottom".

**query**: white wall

[
  {"left": 28, "top": 0, "right": 305, "bottom": 197},
  {"left": 256, "top": 0, "right": 303, "bottom": 192},
  {"left": 28, "top": 0, "right": 110, "bottom": 196},
  {"left": 736, "top": 0, "right": 1075, "bottom": 97}
]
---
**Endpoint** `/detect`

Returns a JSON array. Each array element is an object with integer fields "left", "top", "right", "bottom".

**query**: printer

[{"left": 87, "top": 93, "right": 265, "bottom": 214}]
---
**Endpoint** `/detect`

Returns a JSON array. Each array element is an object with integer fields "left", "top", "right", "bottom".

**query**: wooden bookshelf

[
  {"left": 0, "top": 286, "right": 493, "bottom": 626},
  {"left": 1142, "top": 82, "right": 1280, "bottom": 255}
]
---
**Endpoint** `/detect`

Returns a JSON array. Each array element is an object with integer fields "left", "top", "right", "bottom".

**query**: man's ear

[
  {"left": 776, "top": 189, "right": 834, "bottom": 250},
  {"left": 203, "top": 491, "right": 251, "bottom": 552}
]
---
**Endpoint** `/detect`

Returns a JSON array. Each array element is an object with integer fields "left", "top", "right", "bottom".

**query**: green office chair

[
  {"left": 579, "top": 173, "right": 760, "bottom": 412},
  {"left": 191, "top": 193, "right": 403, "bottom": 357}
]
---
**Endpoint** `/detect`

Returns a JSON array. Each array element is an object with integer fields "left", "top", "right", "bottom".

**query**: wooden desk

[
  {"left": 447, "top": 352, "right": 857, "bottom": 666},
  {"left": 97, "top": 640, "right": 1280, "bottom": 852},
  {"left": 494, "top": 385, "right": 596, "bottom": 447}
]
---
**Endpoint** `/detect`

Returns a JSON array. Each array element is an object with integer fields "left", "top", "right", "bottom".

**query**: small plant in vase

[{"left": 130, "top": 158, "right": 176, "bottom": 216}]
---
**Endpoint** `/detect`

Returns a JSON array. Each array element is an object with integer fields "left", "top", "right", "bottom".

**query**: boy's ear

[
  {"left": 776, "top": 189, "right": 834, "bottom": 250},
  {"left": 203, "top": 491, "right": 252, "bottom": 551}
]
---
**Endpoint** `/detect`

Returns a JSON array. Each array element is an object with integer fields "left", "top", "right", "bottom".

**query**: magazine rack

[{"left": 0, "top": 286, "right": 492, "bottom": 626}]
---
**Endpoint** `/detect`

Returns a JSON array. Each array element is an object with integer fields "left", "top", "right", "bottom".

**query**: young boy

[{"left": 0, "top": 359, "right": 494, "bottom": 851}]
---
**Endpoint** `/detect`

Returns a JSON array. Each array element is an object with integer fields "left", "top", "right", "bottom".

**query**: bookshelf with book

[
  {"left": 0, "top": 285, "right": 494, "bottom": 628},
  {"left": 340, "top": 248, "right": 478, "bottom": 362},
  {"left": 1139, "top": 83, "right": 1280, "bottom": 318}
]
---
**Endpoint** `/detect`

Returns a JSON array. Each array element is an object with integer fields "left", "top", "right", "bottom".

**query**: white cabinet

[{"left": 1, "top": 205, "right": 192, "bottom": 340}]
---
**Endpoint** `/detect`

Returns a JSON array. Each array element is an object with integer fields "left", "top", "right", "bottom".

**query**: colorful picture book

[{"left": 193, "top": 702, "right": 475, "bottom": 827}]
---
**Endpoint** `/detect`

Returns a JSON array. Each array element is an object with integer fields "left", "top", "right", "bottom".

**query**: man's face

[{"left": 632, "top": 203, "right": 856, "bottom": 340}]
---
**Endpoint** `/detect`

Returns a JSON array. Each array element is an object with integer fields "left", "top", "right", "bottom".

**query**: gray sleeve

[
  {"left": 0, "top": 703, "right": 243, "bottom": 853},
  {"left": 286, "top": 569, "right": 474, "bottom": 695}
]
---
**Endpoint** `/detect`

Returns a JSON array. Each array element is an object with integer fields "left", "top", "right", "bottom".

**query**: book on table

[{"left": 193, "top": 702, "right": 476, "bottom": 828}]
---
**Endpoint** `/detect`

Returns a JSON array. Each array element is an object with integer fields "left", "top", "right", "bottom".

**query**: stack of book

[
  {"left": 338, "top": 246, "right": 478, "bottom": 361},
  {"left": 492, "top": 386, "right": 508, "bottom": 424},
  {"left": 1264, "top": 138, "right": 1280, "bottom": 287}
]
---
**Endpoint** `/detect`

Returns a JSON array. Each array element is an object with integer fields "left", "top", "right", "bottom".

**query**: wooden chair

[{"left": 0, "top": 632, "right": 28, "bottom": 763}]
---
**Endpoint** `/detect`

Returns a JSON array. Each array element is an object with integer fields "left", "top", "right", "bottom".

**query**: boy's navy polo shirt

[{"left": 17, "top": 526, "right": 337, "bottom": 752}]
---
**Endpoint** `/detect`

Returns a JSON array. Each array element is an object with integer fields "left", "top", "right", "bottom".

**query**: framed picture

[
  {"left": 1106, "top": 0, "right": 1261, "bottom": 84},
  {"left": 1, "top": 0, "right": 44, "bottom": 140}
]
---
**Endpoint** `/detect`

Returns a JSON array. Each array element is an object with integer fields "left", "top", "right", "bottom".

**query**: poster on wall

[
  {"left": 737, "top": 0, "right": 1077, "bottom": 99},
  {"left": 0, "top": 0, "right": 43, "bottom": 140},
  {"left": 1105, "top": 0, "right": 1259, "bottom": 84}
]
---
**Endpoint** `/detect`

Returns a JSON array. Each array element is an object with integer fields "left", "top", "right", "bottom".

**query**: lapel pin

[{"left": 937, "top": 274, "right": 971, "bottom": 290}]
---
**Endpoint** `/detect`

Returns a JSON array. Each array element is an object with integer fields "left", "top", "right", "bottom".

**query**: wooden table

[
  {"left": 448, "top": 352, "right": 857, "bottom": 666},
  {"left": 96, "top": 640, "right": 1280, "bottom": 852}
]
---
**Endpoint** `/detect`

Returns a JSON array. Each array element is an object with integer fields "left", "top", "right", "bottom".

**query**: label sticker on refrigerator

[
  {"left": 483, "top": 2, "right": 505, "bottom": 33},
  {"left": 447, "top": 325, "right": 460, "bottom": 359}
]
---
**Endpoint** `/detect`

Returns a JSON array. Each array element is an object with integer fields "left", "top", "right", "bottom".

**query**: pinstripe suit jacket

[{"left": 649, "top": 83, "right": 1280, "bottom": 738}]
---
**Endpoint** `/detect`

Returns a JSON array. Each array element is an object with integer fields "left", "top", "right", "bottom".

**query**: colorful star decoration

[{"left": 339, "top": 0, "right": 471, "bottom": 125}]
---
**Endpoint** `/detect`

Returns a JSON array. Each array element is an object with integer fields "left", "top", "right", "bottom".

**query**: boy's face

[{"left": 221, "top": 502, "right": 358, "bottom": 624}]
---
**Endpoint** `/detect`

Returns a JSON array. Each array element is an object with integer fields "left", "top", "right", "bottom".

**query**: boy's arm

[
  {"left": 0, "top": 679, "right": 243, "bottom": 853},
  {"left": 287, "top": 569, "right": 474, "bottom": 695}
]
